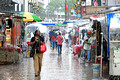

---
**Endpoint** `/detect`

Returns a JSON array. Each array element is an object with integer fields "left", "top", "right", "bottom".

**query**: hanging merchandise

[
  {"left": 6, "top": 19, "right": 14, "bottom": 29},
  {"left": 0, "top": 20, "right": 3, "bottom": 29}
]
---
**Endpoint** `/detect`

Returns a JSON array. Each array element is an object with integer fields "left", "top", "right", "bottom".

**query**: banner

[
  {"left": 86, "top": 0, "right": 91, "bottom": 6},
  {"left": 65, "top": 3, "right": 68, "bottom": 11}
]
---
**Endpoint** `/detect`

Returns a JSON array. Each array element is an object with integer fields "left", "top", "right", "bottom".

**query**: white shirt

[
  {"left": 65, "top": 34, "right": 69, "bottom": 39},
  {"left": 83, "top": 36, "right": 93, "bottom": 50}
]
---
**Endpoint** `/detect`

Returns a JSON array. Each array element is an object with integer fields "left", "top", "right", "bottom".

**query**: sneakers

[
  {"left": 35, "top": 74, "right": 39, "bottom": 77},
  {"left": 35, "top": 73, "right": 40, "bottom": 77}
]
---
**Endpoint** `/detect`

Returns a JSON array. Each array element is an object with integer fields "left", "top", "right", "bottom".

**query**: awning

[
  {"left": 64, "top": 19, "right": 82, "bottom": 23},
  {"left": 64, "top": 21, "right": 72, "bottom": 23},
  {"left": 41, "top": 23, "right": 56, "bottom": 26},
  {"left": 56, "top": 23, "right": 67, "bottom": 26}
]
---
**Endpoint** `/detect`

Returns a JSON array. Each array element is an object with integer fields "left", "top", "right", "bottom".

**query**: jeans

[
  {"left": 57, "top": 45, "right": 62, "bottom": 54},
  {"left": 55, "top": 41, "right": 57, "bottom": 49},
  {"left": 50, "top": 41, "right": 52, "bottom": 47},
  {"left": 52, "top": 41, "right": 55, "bottom": 49},
  {"left": 69, "top": 40, "right": 71, "bottom": 47},
  {"left": 83, "top": 49, "right": 91, "bottom": 61}
]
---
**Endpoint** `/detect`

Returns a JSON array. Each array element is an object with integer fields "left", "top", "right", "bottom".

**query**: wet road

[{"left": 0, "top": 42, "right": 108, "bottom": 80}]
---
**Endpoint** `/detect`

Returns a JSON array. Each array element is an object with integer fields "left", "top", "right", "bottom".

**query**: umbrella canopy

[
  {"left": 59, "top": 28, "right": 64, "bottom": 30},
  {"left": 49, "top": 31, "right": 58, "bottom": 38},
  {"left": 18, "top": 12, "right": 42, "bottom": 22},
  {"left": 52, "top": 29, "right": 59, "bottom": 31},
  {"left": 34, "top": 23, "right": 48, "bottom": 33},
  {"left": 26, "top": 23, "right": 48, "bottom": 33}
]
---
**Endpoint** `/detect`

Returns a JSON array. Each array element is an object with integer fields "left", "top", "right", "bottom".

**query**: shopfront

[{"left": 0, "top": 14, "right": 25, "bottom": 64}]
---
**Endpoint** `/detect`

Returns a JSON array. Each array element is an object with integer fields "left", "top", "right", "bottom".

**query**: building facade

[
  {"left": 107, "top": 0, "right": 120, "bottom": 6},
  {"left": 0, "top": 0, "right": 23, "bottom": 13},
  {"left": 74, "top": 0, "right": 120, "bottom": 18},
  {"left": 25, "top": 0, "right": 45, "bottom": 14}
]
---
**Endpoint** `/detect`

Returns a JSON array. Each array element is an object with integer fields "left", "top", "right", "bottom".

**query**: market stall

[
  {"left": 107, "top": 11, "right": 120, "bottom": 79},
  {"left": 0, "top": 14, "right": 25, "bottom": 64},
  {"left": 72, "top": 19, "right": 95, "bottom": 57}
]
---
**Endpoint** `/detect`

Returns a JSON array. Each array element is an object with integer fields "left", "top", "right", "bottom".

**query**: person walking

[
  {"left": 82, "top": 32, "right": 93, "bottom": 63},
  {"left": 65, "top": 32, "right": 69, "bottom": 46},
  {"left": 68, "top": 32, "right": 72, "bottom": 47},
  {"left": 55, "top": 33, "right": 58, "bottom": 50},
  {"left": 30, "top": 30, "right": 44, "bottom": 77},
  {"left": 56, "top": 32, "right": 63, "bottom": 55},
  {"left": 51, "top": 35, "right": 56, "bottom": 50}
]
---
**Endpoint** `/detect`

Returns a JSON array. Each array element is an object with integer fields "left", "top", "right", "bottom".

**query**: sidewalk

[{"left": 0, "top": 41, "right": 109, "bottom": 80}]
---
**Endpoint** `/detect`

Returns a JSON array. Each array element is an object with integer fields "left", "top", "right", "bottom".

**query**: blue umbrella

[{"left": 49, "top": 31, "right": 56, "bottom": 37}]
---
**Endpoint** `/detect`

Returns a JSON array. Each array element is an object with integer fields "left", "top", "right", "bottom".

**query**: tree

[
  {"left": 47, "top": 0, "right": 76, "bottom": 14},
  {"left": 39, "top": 7, "right": 45, "bottom": 14}
]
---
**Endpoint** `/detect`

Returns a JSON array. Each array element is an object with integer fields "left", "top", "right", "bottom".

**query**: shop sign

[{"left": 86, "top": 0, "right": 92, "bottom": 6}]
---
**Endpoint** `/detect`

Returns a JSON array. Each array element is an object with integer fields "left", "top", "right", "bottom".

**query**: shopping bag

[{"left": 40, "top": 44, "right": 47, "bottom": 53}]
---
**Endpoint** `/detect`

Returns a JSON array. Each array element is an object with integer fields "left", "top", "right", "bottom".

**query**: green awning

[{"left": 56, "top": 23, "right": 67, "bottom": 26}]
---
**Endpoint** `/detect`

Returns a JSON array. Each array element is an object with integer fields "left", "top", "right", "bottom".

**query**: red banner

[{"left": 65, "top": 3, "right": 68, "bottom": 11}]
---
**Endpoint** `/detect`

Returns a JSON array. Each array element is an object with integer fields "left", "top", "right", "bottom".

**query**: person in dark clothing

[{"left": 30, "top": 30, "right": 44, "bottom": 77}]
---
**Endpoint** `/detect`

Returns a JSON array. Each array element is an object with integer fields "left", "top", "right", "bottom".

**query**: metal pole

[
  {"left": 65, "top": 0, "right": 67, "bottom": 21},
  {"left": 100, "top": 32, "right": 103, "bottom": 78},
  {"left": 57, "top": 9, "right": 58, "bottom": 23},
  {"left": 48, "top": 0, "right": 49, "bottom": 22},
  {"left": 96, "top": 21, "right": 97, "bottom": 57},
  {"left": 68, "top": 4, "right": 69, "bottom": 20}
]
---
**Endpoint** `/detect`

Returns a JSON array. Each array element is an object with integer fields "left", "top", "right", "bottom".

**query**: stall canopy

[
  {"left": 77, "top": 19, "right": 90, "bottom": 26},
  {"left": 31, "top": 22, "right": 56, "bottom": 26},
  {"left": 56, "top": 23, "right": 67, "bottom": 26},
  {"left": 40, "top": 23, "right": 56, "bottom": 26},
  {"left": 64, "top": 19, "right": 82, "bottom": 23},
  {"left": 18, "top": 12, "right": 42, "bottom": 22},
  {"left": 64, "top": 21, "right": 72, "bottom": 23}
]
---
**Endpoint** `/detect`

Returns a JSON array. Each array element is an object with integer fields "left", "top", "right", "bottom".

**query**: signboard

[
  {"left": 76, "top": 14, "right": 81, "bottom": 18},
  {"left": 86, "top": 0, "right": 92, "bottom": 6},
  {"left": 12, "top": 0, "right": 23, "bottom": 4},
  {"left": 81, "top": 1, "right": 86, "bottom": 6},
  {"left": 101, "top": 0, "right": 106, "bottom": 6}
]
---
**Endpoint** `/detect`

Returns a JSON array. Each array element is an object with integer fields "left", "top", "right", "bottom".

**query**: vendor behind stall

[{"left": 82, "top": 32, "right": 93, "bottom": 63}]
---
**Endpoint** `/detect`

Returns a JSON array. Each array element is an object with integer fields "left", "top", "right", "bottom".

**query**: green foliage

[
  {"left": 39, "top": 7, "right": 46, "bottom": 14},
  {"left": 47, "top": 0, "right": 76, "bottom": 14}
]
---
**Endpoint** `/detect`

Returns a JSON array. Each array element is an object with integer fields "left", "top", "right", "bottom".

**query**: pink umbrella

[{"left": 59, "top": 28, "right": 64, "bottom": 30}]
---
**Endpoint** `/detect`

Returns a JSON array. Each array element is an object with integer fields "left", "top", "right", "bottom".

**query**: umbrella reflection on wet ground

[{"left": 0, "top": 42, "right": 108, "bottom": 80}]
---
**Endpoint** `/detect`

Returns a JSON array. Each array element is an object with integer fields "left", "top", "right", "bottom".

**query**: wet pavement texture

[{"left": 0, "top": 42, "right": 109, "bottom": 80}]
